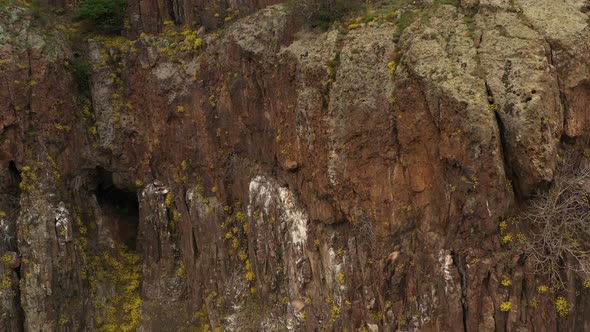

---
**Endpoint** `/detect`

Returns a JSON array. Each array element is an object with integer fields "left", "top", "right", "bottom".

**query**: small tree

[
  {"left": 519, "top": 152, "right": 590, "bottom": 289},
  {"left": 289, "top": 0, "right": 360, "bottom": 29},
  {"left": 76, "top": 0, "right": 127, "bottom": 34}
]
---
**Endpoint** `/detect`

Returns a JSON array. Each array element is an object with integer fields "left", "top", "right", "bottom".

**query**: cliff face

[
  {"left": 126, "top": 0, "right": 284, "bottom": 35},
  {"left": 1, "top": 0, "right": 590, "bottom": 331}
]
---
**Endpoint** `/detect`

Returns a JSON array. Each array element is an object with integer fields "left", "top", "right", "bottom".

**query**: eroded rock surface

[{"left": 2, "top": 0, "right": 590, "bottom": 331}]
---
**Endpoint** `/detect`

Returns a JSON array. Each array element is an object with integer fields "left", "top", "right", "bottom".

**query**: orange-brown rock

[{"left": 2, "top": 1, "right": 590, "bottom": 331}]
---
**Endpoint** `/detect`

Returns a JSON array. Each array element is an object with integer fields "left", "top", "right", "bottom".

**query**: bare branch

[{"left": 518, "top": 153, "right": 590, "bottom": 289}]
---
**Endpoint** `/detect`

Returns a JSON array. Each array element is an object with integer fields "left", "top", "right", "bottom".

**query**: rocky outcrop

[
  {"left": 2, "top": 0, "right": 590, "bottom": 331},
  {"left": 126, "top": 0, "right": 284, "bottom": 35}
]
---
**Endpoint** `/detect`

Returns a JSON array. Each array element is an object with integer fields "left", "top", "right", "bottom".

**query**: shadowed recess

[{"left": 94, "top": 167, "right": 139, "bottom": 250}]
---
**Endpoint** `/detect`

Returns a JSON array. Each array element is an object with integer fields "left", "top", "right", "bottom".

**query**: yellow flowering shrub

[
  {"left": 388, "top": 60, "right": 396, "bottom": 75},
  {"left": 500, "top": 301, "right": 511, "bottom": 312},
  {"left": 555, "top": 296, "right": 570, "bottom": 317}
]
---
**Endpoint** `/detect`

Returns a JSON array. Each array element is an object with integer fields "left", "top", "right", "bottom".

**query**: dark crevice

[
  {"left": 484, "top": 80, "right": 495, "bottom": 104},
  {"left": 560, "top": 132, "right": 577, "bottom": 145},
  {"left": 136, "top": 0, "right": 143, "bottom": 35},
  {"left": 166, "top": 0, "right": 184, "bottom": 24},
  {"left": 93, "top": 168, "right": 139, "bottom": 250},
  {"left": 192, "top": 231, "right": 199, "bottom": 258},
  {"left": 485, "top": 80, "right": 519, "bottom": 199},
  {"left": 546, "top": 40, "right": 571, "bottom": 142},
  {"left": 452, "top": 252, "right": 469, "bottom": 332},
  {"left": 493, "top": 108, "right": 520, "bottom": 199},
  {"left": 12, "top": 263, "right": 23, "bottom": 331},
  {"left": 11, "top": 277, "right": 25, "bottom": 332},
  {"left": 13, "top": 261, "right": 21, "bottom": 279},
  {"left": 8, "top": 161, "right": 21, "bottom": 185},
  {"left": 1, "top": 162, "right": 21, "bottom": 252},
  {"left": 18, "top": 308, "right": 24, "bottom": 332},
  {"left": 558, "top": 86, "right": 571, "bottom": 140}
]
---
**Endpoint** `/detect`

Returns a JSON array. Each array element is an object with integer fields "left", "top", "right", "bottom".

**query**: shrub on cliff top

[
  {"left": 76, "top": 0, "right": 126, "bottom": 34},
  {"left": 289, "top": 0, "right": 361, "bottom": 29}
]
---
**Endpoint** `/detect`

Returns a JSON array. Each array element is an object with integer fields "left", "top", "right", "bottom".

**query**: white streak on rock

[
  {"left": 54, "top": 202, "right": 72, "bottom": 243},
  {"left": 248, "top": 175, "right": 308, "bottom": 250},
  {"left": 438, "top": 249, "right": 454, "bottom": 295}
]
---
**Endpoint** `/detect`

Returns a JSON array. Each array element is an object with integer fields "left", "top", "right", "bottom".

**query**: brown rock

[
  {"left": 283, "top": 159, "right": 299, "bottom": 172},
  {"left": 3, "top": 1, "right": 590, "bottom": 331}
]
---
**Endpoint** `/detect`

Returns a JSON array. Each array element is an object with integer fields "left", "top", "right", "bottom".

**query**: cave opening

[
  {"left": 94, "top": 168, "right": 139, "bottom": 250},
  {"left": 8, "top": 161, "right": 21, "bottom": 186}
]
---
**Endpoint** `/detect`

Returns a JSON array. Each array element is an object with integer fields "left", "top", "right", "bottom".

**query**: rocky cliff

[{"left": 1, "top": 0, "right": 590, "bottom": 331}]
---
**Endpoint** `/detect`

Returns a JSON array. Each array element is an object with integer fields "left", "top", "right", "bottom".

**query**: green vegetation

[
  {"left": 71, "top": 57, "right": 92, "bottom": 96},
  {"left": 84, "top": 245, "right": 142, "bottom": 331},
  {"left": 0, "top": 0, "right": 53, "bottom": 26},
  {"left": 72, "top": 213, "right": 142, "bottom": 331},
  {"left": 326, "top": 52, "right": 340, "bottom": 81},
  {"left": 289, "top": 0, "right": 363, "bottom": 29},
  {"left": 76, "top": 0, "right": 127, "bottom": 34},
  {"left": 290, "top": 0, "right": 461, "bottom": 42},
  {"left": 18, "top": 165, "right": 38, "bottom": 192},
  {"left": 28, "top": 0, "right": 53, "bottom": 27},
  {"left": 393, "top": 8, "right": 417, "bottom": 37},
  {"left": 362, "top": 0, "right": 412, "bottom": 22},
  {"left": 434, "top": 0, "right": 459, "bottom": 5},
  {"left": 165, "top": 192, "right": 173, "bottom": 208},
  {"left": 313, "top": 0, "right": 359, "bottom": 29}
]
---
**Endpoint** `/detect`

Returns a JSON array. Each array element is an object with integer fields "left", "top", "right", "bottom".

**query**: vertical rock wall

[{"left": 2, "top": 0, "right": 590, "bottom": 331}]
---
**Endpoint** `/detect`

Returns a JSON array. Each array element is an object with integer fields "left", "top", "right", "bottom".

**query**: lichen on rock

[{"left": 3, "top": 0, "right": 590, "bottom": 330}]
